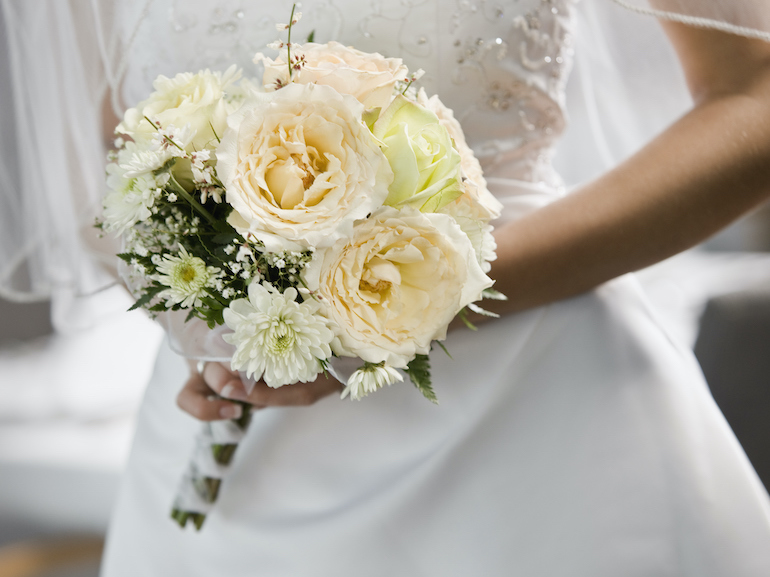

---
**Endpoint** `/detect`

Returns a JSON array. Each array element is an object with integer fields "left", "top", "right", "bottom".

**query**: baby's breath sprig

[
  {"left": 401, "top": 69, "right": 426, "bottom": 96},
  {"left": 143, "top": 116, "right": 185, "bottom": 152},
  {"left": 281, "top": 4, "right": 303, "bottom": 81}
]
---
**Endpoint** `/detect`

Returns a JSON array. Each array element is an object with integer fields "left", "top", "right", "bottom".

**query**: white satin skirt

[{"left": 101, "top": 271, "right": 770, "bottom": 576}]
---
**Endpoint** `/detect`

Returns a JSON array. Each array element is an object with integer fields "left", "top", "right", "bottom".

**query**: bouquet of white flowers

[{"left": 100, "top": 6, "right": 504, "bottom": 530}]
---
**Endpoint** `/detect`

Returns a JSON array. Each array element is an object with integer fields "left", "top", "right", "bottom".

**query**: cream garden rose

[
  {"left": 372, "top": 95, "right": 465, "bottom": 214},
  {"left": 303, "top": 207, "right": 493, "bottom": 368},
  {"left": 117, "top": 66, "right": 244, "bottom": 152},
  {"left": 256, "top": 41, "right": 408, "bottom": 110},
  {"left": 216, "top": 82, "right": 393, "bottom": 252}
]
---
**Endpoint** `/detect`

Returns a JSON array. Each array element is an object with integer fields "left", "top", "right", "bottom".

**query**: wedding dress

[{"left": 84, "top": 0, "right": 770, "bottom": 575}]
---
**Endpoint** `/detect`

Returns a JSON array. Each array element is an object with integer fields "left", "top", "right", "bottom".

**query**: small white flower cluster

[
  {"left": 190, "top": 150, "right": 225, "bottom": 203},
  {"left": 342, "top": 363, "right": 404, "bottom": 401},
  {"left": 121, "top": 123, "right": 196, "bottom": 179},
  {"left": 263, "top": 250, "right": 309, "bottom": 277},
  {"left": 102, "top": 147, "right": 170, "bottom": 234},
  {"left": 275, "top": 10, "right": 302, "bottom": 31},
  {"left": 263, "top": 8, "right": 306, "bottom": 89}
]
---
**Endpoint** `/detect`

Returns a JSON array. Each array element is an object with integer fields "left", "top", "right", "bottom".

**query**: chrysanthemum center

[
  {"left": 179, "top": 264, "right": 198, "bottom": 284},
  {"left": 267, "top": 321, "right": 296, "bottom": 355},
  {"left": 171, "top": 258, "right": 207, "bottom": 290}
]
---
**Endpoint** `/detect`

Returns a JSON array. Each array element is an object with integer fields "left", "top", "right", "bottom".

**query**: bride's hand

[{"left": 176, "top": 362, "right": 343, "bottom": 421}]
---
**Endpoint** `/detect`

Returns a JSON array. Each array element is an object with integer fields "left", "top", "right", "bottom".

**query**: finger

[
  {"left": 202, "top": 362, "right": 250, "bottom": 402},
  {"left": 244, "top": 373, "right": 343, "bottom": 407},
  {"left": 176, "top": 373, "right": 244, "bottom": 421}
]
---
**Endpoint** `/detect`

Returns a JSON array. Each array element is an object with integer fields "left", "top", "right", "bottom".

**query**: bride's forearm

[{"left": 487, "top": 26, "right": 770, "bottom": 314}]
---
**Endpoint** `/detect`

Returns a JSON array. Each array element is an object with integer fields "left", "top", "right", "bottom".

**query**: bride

[{"left": 3, "top": 0, "right": 770, "bottom": 575}]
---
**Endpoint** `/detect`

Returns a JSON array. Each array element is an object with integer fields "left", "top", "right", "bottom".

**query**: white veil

[
  {"left": 556, "top": 0, "right": 695, "bottom": 186},
  {"left": 0, "top": 0, "right": 123, "bottom": 328},
  {"left": 0, "top": 0, "right": 768, "bottom": 328}
]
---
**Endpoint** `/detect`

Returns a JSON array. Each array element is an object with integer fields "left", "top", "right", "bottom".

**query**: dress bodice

[{"left": 118, "top": 0, "right": 577, "bottom": 187}]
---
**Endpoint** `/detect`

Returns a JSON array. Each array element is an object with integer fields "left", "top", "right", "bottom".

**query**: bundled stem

[{"left": 171, "top": 402, "right": 252, "bottom": 530}]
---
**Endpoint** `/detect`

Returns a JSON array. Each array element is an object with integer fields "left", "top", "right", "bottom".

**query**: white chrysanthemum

[
  {"left": 120, "top": 124, "right": 197, "bottom": 178},
  {"left": 222, "top": 283, "right": 335, "bottom": 388},
  {"left": 155, "top": 247, "right": 219, "bottom": 308},
  {"left": 103, "top": 159, "right": 161, "bottom": 234},
  {"left": 341, "top": 363, "right": 404, "bottom": 401}
]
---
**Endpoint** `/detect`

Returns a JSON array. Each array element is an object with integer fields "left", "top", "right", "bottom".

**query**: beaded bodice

[{"left": 118, "top": 0, "right": 577, "bottom": 186}]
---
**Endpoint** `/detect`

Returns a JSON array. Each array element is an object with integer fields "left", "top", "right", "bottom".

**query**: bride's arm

[{"left": 487, "top": 23, "right": 770, "bottom": 315}]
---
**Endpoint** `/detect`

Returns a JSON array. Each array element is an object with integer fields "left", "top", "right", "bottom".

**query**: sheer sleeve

[{"left": 555, "top": 0, "right": 770, "bottom": 189}]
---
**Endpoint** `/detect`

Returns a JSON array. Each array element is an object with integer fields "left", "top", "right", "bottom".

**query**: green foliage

[
  {"left": 435, "top": 340, "right": 452, "bottom": 359},
  {"left": 457, "top": 308, "right": 477, "bottom": 331},
  {"left": 482, "top": 287, "right": 508, "bottom": 301},
  {"left": 406, "top": 354, "right": 438, "bottom": 404},
  {"left": 466, "top": 302, "right": 499, "bottom": 319},
  {"left": 127, "top": 285, "right": 163, "bottom": 311}
]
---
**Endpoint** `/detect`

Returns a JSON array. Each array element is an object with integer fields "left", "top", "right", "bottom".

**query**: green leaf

[
  {"left": 466, "top": 302, "right": 500, "bottom": 319},
  {"left": 406, "top": 354, "right": 438, "bottom": 404},
  {"left": 306, "top": 29, "right": 316, "bottom": 43},
  {"left": 200, "top": 296, "right": 224, "bottom": 310},
  {"left": 213, "top": 232, "right": 239, "bottom": 245},
  {"left": 482, "top": 287, "right": 508, "bottom": 301},
  {"left": 127, "top": 285, "right": 163, "bottom": 311},
  {"left": 435, "top": 340, "right": 452, "bottom": 359},
  {"left": 457, "top": 308, "right": 477, "bottom": 331}
]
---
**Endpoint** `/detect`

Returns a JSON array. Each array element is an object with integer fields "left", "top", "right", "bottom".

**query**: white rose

[
  {"left": 303, "top": 207, "right": 493, "bottom": 368},
  {"left": 117, "top": 66, "right": 245, "bottom": 152},
  {"left": 416, "top": 89, "right": 502, "bottom": 221},
  {"left": 372, "top": 95, "right": 464, "bottom": 213},
  {"left": 256, "top": 41, "right": 408, "bottom": 110},
  {"left": 216, "top": 83, "right": 393, "bottom": 252}
]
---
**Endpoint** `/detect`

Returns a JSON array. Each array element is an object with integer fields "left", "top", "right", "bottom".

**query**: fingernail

[
  {"left": 220, "top": 404, "right": 242, "bottom": 419},
  {"left": 220, "top": 382, "right": 249, "bottom": 401}
]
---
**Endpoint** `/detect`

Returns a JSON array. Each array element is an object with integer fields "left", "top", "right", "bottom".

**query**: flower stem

[
  {"left": 170, "top": 402, "right": 253, "bottom": 531},
  {"left": 144, "top": 116, "right": 185, "bottom": 151},
  {"left": 167, "top": 173, "right": 217, "bottom": 225},
  {"left": 287, "top": 3, "right": 297, "bottom": 80}
]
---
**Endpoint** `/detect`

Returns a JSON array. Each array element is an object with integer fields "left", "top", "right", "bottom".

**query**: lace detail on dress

[{"left": 117, "top": 0, "right": 576, "bottom": 186}]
